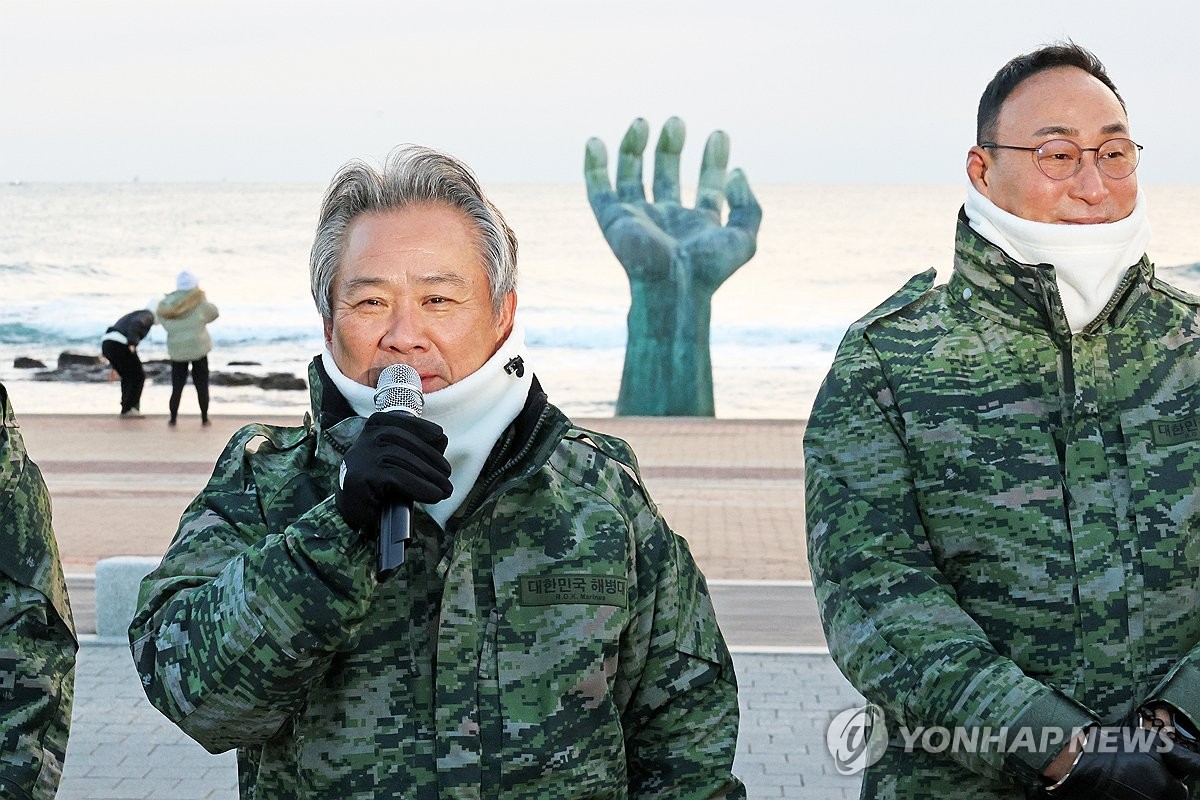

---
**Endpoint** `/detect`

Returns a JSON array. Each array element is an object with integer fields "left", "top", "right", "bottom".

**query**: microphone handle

[
  {"left": 378, "top": 502, "right": 413, "bottom": 577},
  {"left": 373, "top": 402, "right": 422, "bottom": 578}
]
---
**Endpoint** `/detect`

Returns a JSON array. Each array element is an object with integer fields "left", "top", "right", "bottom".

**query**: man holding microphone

[{"left": 130, "top": 145, "right": 742, "bottom": 798}]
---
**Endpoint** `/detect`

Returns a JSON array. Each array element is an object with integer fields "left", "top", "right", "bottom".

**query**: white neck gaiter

[
  {"left": 964, "top": 183, "right": 1152, "bottom": 332},
  {"left": 321, "top": 346, "right": 377, "bottom": 418},
  {"left": 321, "top": 322, "right": 533, "bottom": 528}
]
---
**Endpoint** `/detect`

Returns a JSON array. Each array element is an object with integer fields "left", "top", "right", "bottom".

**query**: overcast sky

[{"left": 4, "top": 1, "right": 1198, "bottom": 186}]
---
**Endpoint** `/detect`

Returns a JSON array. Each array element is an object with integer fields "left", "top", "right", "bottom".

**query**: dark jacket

[
  {"left": 130, "top": 359, "right": 743, "bottom": 799},
  {"left": 106, "top": 309, "right": 155, "bottom": 346},
  {"left": 807, "top": 213, "right": 1200, "bottom": 796}
]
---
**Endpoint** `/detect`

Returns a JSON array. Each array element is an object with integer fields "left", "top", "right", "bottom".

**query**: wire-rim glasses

[{"left": 979, "top": 138, "right": 1143, "bottom": 180}]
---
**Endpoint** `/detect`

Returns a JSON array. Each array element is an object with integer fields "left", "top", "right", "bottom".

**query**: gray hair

[{"left": 309, "top": 145, "right": 518, "bottom": 320}]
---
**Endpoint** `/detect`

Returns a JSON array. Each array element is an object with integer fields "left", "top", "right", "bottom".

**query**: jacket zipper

[
  {"left": 453, "top": 405, "right": 556, "bottom": 528},
  {"left": 1033, "top": 269, "right": 1076, "bottom": 509},
  {"left": 1082, "top": 266, "right": 1141, "bottom": 336}
]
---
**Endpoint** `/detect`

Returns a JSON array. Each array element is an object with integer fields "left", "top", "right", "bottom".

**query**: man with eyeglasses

[{"left": 807, "top": 42, "right": 1200, "bottom": 798}]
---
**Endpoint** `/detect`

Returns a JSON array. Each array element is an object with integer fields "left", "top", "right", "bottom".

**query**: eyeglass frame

[{"left": 978, "top": 138, "right": 1144, "bottom": 181}]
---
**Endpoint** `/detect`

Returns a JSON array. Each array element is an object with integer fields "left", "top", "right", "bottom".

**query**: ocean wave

[
  {"left": 0, "top": 260, "right": 108, "bottom": 279},
  {"left": 203, "top": 321, "right": 323, "bottom": 347},
  {"left": 528, "top": 322, "right": 839, "bottom": 350},
  {"left": 0, "top": 306, "right": 323, "bottom": 348},
  {"left": 0, "top": 322, "right": 51, "bottom": 344},
  {"left": 712, "top": 324, "right": 842, "bottom": 348},
  {"left": 0, "top": 315, "right": 838, "bottom": 352}
]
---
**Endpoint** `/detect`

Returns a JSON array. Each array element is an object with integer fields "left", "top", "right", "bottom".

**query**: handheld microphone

[{"left": 373, "top": 363, "right": 424, "bottom": 574}]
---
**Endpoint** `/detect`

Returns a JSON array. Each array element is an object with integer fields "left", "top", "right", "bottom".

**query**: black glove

[
  {"left": 1142, "top": 706, "right": 1200, "bottom": 784},
  {"left": 1042, "top": 721, "right": 1187, "bottom": 800},
  {"left": 335, "top": 412, "right": 453, "bottom": 533},
  {"left": 1161, "top": 738, "right": 1200, "bottom": 785}
]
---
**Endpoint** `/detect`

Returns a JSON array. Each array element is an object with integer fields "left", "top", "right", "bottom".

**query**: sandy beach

[
  {"left": 18, "top": 412, "right": 808, "bottom": 581},
  {"left": 20, "top": 413, "right": 832, "bottom": 799},
  {"left": 21, "top": 412, "right": 806, "bottom": 582},
  {"left": 19, "top": 411, "right": 814, "bottom": 649}
]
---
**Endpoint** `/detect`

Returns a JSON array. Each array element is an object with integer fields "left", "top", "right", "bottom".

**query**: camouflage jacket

[
  {"left": 806, "top": 214, "right": 1200, "bottom": 798},
  {"left": 130, "top": 363, "right": 742, "bottom": 799},
  {"left": 0, "top": 383, "right": 77, "bottom": 800}
]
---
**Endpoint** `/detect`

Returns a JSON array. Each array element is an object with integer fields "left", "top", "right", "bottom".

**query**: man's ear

[
  {"left": 323, "top": 317, "right": 334, "bottom": 349},
  {"left": 967, "top": 146, "right": 991, "bottom": 196},
  {"left": 497, "top": 291, "right": 516, "bottom": 340}
]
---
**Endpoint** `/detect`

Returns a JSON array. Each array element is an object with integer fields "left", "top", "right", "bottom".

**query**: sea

[{"left": 4, "top": 182, "right": 1200, "bottom": 419}]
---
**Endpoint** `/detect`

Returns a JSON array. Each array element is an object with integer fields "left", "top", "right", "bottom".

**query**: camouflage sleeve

[
  {"left": 0, "top": 385, "right": 76, "bottom": 800},
  {"left": 619, "top": 510, "right": 744, "bottom": 799},
  {"left": 805, "top": 335, "right": 1094, "bottom": 784},
  {"left": 128, "top": 433, "right": 379, "bottom": 754},
  {"left": 0, "top": 577, "right": 75, "bottom": 800},
  {"left": 1147, "top": 650, "right": 1200, "bottom": 730}
]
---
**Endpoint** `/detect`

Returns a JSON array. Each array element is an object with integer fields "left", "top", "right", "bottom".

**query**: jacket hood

[
  {"left": 950, "top": 208, "right": 1152, "bottom": 341},
  {"left": 157, "top": 288, "right": 205, "bottom": 320}
]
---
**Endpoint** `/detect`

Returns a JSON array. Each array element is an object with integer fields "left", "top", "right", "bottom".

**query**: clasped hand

[
  {"left": 1036, "top": 709, "right": 1200, "bottom": 799},
  {"left": 336, "top": 412, "right": 452, "bottom": 533}
]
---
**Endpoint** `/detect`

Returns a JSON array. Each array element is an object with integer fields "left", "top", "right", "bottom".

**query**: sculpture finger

[
  {"left": 584, "top": 137, "right": 618, "bottom": 219},
  {"left": 616, "top": 118, "right": 650, "bottom": 203},
  {"left": 725, "top": 168, "right": 763, "bottom": 238},
  {"left": 700, "top": 228, "right": 759, "bottom": 288},
  {"left": 696, "top": 130, "right": 730, "bottom": 217},
  {"left": 606, "top": 216, "right": 675, "bottom": 279},
  {"left": 652, "top": 116, "right": 685, "bottom": 204}
]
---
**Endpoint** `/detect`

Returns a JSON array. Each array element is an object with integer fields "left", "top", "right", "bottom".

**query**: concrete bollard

[{"left": 94, "top": 556, "right": 160, "bottom": 640}]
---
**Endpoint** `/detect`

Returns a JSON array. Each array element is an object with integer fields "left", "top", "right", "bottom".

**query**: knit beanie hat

[{"left": 177, "top": 270, "right": 199, "bottom": 291}]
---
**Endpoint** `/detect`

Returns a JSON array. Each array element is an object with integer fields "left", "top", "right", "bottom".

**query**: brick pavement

[
  {"left": 23, "top": 413, "right": 842, "bottom": 797},
  {"left": 60, "top": 642, "right": 864, "bottom": 800},
  {"left": 18, "top": 414, "right": 807, "bottom": 581}
]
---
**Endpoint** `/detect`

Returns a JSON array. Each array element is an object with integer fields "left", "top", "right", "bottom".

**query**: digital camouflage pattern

[
  {"left": 130, "top": 363, "right": 742, "bottom": 799},
  {"left": 0, "top": 383, "right": 77, "bottom": 800},
  {"left": 806, "top": 215, "right": 1200, "bottom": 798}
]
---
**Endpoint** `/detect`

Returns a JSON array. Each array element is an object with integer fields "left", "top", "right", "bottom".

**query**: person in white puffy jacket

[{"left": 156, "top": 270, "right": 219, "bottom": 426}]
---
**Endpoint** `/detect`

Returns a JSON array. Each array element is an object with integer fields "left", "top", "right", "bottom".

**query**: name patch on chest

[
  {"left": 1151, "top": 415, "right": 1200, "bottom": 447},
  {"left": 518, "top": 573, "right": 628, "bottom": 607}
]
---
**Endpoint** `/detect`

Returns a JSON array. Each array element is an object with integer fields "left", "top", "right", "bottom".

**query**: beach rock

[
  {"left": 142, "top": 361, "right": 173, "bottom": 384},
  {"left": 259, "top": 373, "right": 307, "bottom": 391},
  {"left": 32, "top": 363, "right": 111, "bottom": 382},
  {"left": 22, "top": 352, "right": 306, "bottom": 393},
  {"left": 58, "top": 352, "right": 104, "bottom": 369},
  {"left": 205, "top": 371, "right": 306, "bottom": 391},
  {"left": 32, "top": 351, "right": 115, "bottom": 382},
  {"left": 208, "top": 371, "right": 262, "bottom": 387},
  {"left": 227, "top": 360, "right": 261, "bottom": 366}
]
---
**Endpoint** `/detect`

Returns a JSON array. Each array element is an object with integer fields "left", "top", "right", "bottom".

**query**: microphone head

[{"left": 374, "top": 363, "right": 423, "bottom": 416}]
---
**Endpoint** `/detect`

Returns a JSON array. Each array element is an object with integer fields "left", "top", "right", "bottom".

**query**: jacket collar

[
  {"left": 305, "top": 357, "right": 365, "bottom": 468},
  {"left": 947, "top": 207, "right": 1153, "bottom": 340},
  {"left": 449, "top": 377, "right": 568, "bottom": 528},
  {"left": 303, "top": 356, "right": 570, "bottom": 526}
]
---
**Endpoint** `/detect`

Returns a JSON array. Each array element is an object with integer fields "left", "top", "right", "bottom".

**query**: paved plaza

[
  {"left": 60, "top": 641, "right": 866, "bottom": 799},
  {"left": 18, "top": 413, "right": 870, "bottom": 798}
]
